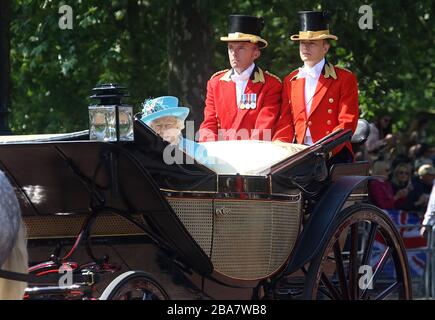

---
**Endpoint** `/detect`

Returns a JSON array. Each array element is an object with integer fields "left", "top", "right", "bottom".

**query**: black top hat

[
  {"left": 220, "top": 15, "right": 268, "bottom": 48},
  {"left": 291, "top": 11, "right": 338, "bottom": 41}
]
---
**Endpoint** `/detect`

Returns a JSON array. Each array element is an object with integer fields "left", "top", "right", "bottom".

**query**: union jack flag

[{"left": 372, "top": 210, "right": 427, "bottom": 278}]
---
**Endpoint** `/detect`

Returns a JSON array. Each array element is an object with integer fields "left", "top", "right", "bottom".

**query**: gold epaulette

[
  {"left": 210, "top": 69, "right": 229, "bottom": 80},
  {"left": 265, "top": 71, "right": 282, "bottom": 83},
  {"left": 335, "top": 65, "right": 353, "bottom": 73},
  {"left": 289, "top": 69, "right": 300, "bottom": 81}
]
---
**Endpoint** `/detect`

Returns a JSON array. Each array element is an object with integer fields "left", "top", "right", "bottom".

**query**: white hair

[{"left": 150, "top": 116, "right": 185, "bottom": 130}]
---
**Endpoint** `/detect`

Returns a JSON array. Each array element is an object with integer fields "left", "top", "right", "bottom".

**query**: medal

[
  {"left": 251, "top": 93, "right": 257, "bottom": 110},
  {"left": 239, "top": 93, "right": 257, "bottom": 110},
  {"left": 239, "top": 94, "right": 247, "bottom": 110}
]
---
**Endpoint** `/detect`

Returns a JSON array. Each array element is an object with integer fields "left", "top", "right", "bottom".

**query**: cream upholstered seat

[{"left": 197, "top": 140, "right": 307, "bottom": 175}]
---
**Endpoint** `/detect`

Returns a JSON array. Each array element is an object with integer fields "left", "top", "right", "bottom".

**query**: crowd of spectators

[{"left": 361, "top": 114, "right": 435, "bottom": 228}]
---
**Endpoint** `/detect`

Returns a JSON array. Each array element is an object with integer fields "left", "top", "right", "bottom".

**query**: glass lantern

[{"left": 88, "top": 83, "right": 134, "bottom": 142}]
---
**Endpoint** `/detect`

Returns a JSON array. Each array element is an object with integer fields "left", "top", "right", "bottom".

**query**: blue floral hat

[{"left": 141, "top": 96, "right": 189, "bottom": 125}]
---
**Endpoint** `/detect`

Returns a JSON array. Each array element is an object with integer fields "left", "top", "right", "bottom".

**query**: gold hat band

[
  {"left": 290, "top": 30, "right": 338, "bottom": 41},
  {"left": 220, "top": 32, "right": 268, "bottom": 48}
]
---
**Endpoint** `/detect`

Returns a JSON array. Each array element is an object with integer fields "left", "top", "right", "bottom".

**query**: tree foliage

[{"left": 8, "top": 0, "right": 435, "bottom": 139}]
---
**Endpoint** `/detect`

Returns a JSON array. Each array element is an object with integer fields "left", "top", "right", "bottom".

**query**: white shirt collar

[
  {"left": 231, "top": 63, "right": 255, "bottom": 82},
  {"left": 303, "top": 58, "right": 325, "bottom": 78}
]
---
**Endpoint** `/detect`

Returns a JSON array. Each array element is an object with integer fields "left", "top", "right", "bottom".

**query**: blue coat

[{"left": 178, "top": 138, "right": 209, "bottom": 164}]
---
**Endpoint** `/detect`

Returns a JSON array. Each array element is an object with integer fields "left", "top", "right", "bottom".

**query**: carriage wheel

[
  {"left": 99, "top": 271, "right": 169, "bottom": 300},
  {"left": 303, "top": 203, "right": 412, "bottom": 300}
]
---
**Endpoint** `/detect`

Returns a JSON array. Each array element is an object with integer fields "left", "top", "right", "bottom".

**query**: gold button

[
  {"left": 327, "top": 120, "right": 332, "bottom": 125},
  {"left": 328, "top": 109, "right": 333, "bottom": 114},
  {"left": 307, "top": 121, "right": 312, "bottom": 126},
  {"left": 329, "top": 98, "right": 334, "bottom": 103},
  {"left": 288, "top": 99, "right": 291, "bottom": 104}
]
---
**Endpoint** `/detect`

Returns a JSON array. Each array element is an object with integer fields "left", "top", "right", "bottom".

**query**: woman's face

[
  {"left": 394, "top": 165, "right": 411, "bottom": 183},
  {"left": 149, "top": 116, "right": 182, "bottom": 145}
]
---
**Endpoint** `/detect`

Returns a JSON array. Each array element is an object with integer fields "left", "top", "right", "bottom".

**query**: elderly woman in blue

[{"left": 141, "top": 96, "right": 207, "bottom": 163}]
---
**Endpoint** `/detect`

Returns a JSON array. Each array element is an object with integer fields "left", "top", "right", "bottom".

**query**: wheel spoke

[
  {"left": 320, "top": 273, "right": 342, "bottom": 300},
  {"left": 317, "top": 285, "right": 334, "bottom": 300},
  {"left": 348, "top": 224, "right": 359, "bottom": 299},
  {"left": 361, "top": 246, "right": 392, "bottom": 299},
  {"left": 375, "top": 282, "right": 402, "bottom": 300},
  {"left": 333, "top": 241, "right": 350, "bottom": 299},
  {"left": 371, "top": 247, "right": 392, "bottom": 284},
  {"left": 361, "top": 222, "right": 378, "bottom": 267}
]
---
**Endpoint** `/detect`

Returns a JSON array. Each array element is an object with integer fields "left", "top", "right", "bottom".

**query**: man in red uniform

[
  {"left": 273, "top": 11, "right": 359, "bottom": 163},
  {"left": 199, "top": 15, "right": 282, "bottom": 142}
]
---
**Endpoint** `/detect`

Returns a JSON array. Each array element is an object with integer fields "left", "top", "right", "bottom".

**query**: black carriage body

[{"left": 0, "top": 120, "right": 399, "bottom": 300}]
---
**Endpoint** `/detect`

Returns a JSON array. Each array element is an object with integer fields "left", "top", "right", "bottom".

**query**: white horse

[{"left": 0, "top": 171, "right": 28, "bottom": 300}]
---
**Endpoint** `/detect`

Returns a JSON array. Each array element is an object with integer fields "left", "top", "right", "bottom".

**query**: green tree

[
  {"left": 0, "top": 0, "right": 11, "bottom": 134},
  {"left": 167, "top": 0, "right": 214, "bottom": 131},
  {"left": 8, "top": 0, "right": 434, "bottom": 142}
]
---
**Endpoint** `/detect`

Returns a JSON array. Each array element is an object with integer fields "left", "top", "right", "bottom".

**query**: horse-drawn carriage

[{"left": 0, "top": 113, "right": 411, "bottom": 300}]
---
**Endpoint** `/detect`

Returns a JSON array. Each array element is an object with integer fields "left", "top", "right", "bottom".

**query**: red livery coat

[
  {"left": 273, "top": 62, "right": 359, "bottom": 156},
  {"left": 199, "top": 66, "right": 282, "bottom": 142}
]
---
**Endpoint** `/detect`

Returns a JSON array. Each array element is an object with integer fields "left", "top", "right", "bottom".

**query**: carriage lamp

[{"left": 88, "top": 83, "right": 134, "bottom": 142}]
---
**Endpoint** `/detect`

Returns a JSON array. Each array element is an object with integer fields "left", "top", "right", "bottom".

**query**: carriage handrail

[
  {"left": 314, "top": 128, "right": 353, "bottom": 157},
  {"left": 0, "top": 130, "right": 89, "bottom": 144},
  {"left": 266, "top": 129, "right": 354, "bottom": 192},
  {"left": 269, "top": 129, "right": 353, "bottom": 172}
]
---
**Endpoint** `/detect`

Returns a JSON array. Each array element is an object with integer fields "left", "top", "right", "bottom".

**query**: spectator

[
  {"left": 408, "top": 164, "right": 435, "bottom": 212},
  {"left": 369, "top": 160, "right": 407, "bottom": 209},
  {"left": 421, "top": 180, "right": 435, "bottom": 236},
  {"left": 408, "top": 144, "right": 420, "bottom": 164},
  {"left": 408, "top": 118, "right": 430, "bottom": 146},
  {"left": 389, "top": 162, "right": 413, "bottom": 210},
  {"left": 365, "top": 114, "right": 396, "bottom": 161},
  {"left": 391, "top": 155, "right": 413, "bottom": 172},
  {"left": 414, "top": 143, "right": 434, "bottom": 171}
]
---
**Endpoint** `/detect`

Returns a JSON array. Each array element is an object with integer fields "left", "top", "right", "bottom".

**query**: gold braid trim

[
  {"left": 265, "top": 71, "right": 282, "bottom": 83},
  {"left": 210, "top": 69, "right": 229, "bottom": 80}
]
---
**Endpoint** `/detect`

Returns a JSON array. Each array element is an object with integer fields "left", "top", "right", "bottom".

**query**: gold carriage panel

[
  {"left": 165, "top": 198, "right": 214, "bottom": 255},
  {"left": 23, "top": 214, "right": 146, "bottom": 239},
  {"left": 166, "top": 195, "right": 302, "bottom": 280}
]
